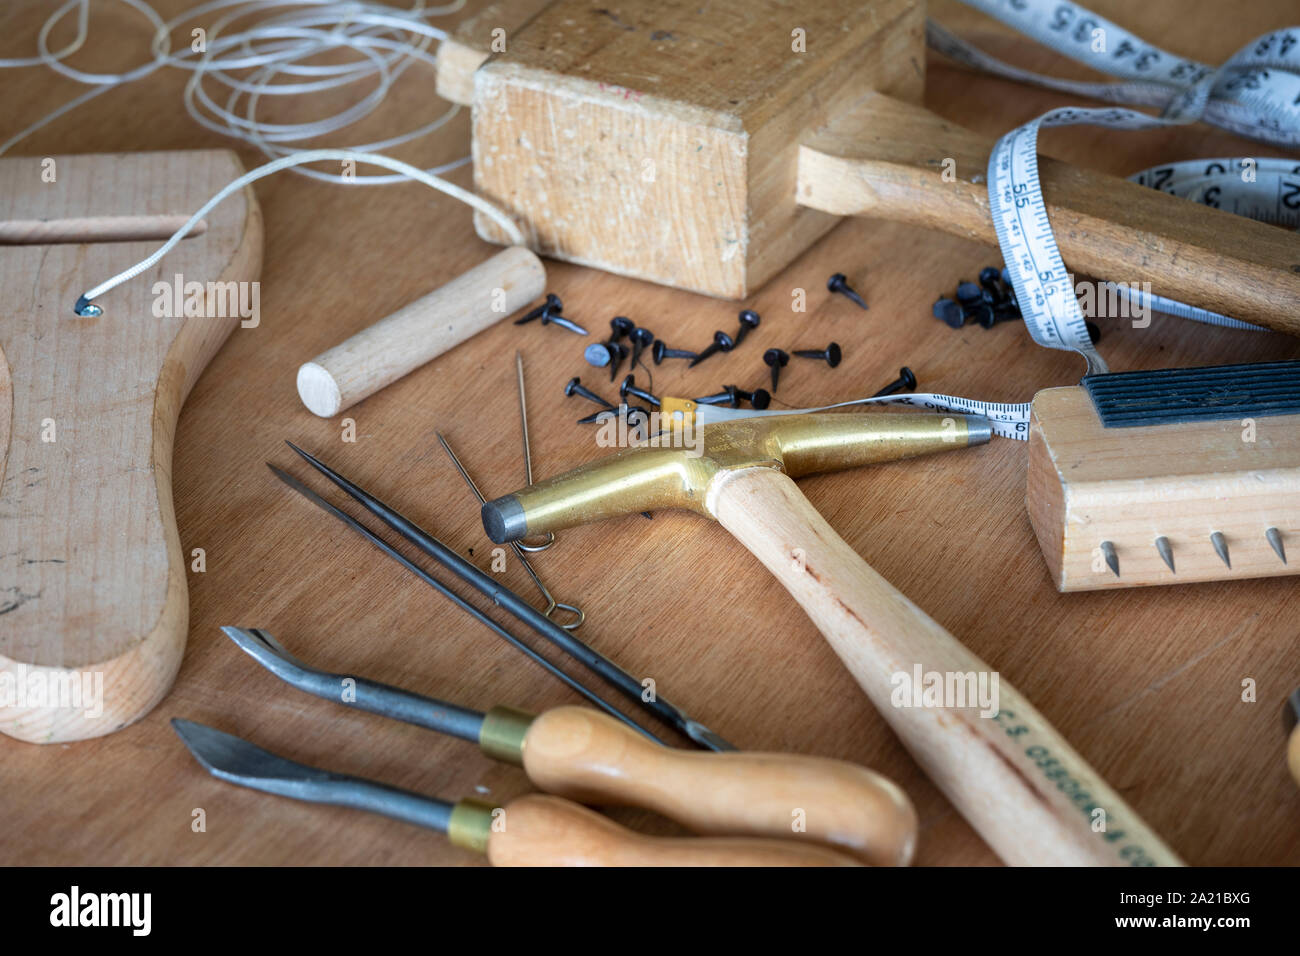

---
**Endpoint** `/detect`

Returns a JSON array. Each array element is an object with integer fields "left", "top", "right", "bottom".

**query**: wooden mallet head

[
  {"left": 440, "top": 0, "right": 1300, "bottom": 332},
  {"left": 459, "top": 0, "right": 926, "bottom": 299}
]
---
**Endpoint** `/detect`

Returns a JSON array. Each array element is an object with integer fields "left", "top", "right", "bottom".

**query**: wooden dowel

[{"left": 296, "top": 246, "right": 545, "bottom": 417}]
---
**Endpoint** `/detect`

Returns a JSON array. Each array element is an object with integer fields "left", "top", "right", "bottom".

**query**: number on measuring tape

[{"left": 934, "top": 1, "right": 1300, "bottom": 371}]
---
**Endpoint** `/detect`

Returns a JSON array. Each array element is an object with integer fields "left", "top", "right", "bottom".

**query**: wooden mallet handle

[
  {"left": 520, "top": 705, "right": 918, "bottom": 865},
  {"left": 709, "top": 467, "right": 1182, "bottom": 866},
  {"left": 296, "top": 246, "right": 545, "bottom": 417},
  {"left": 798, "top": 93, "right": 1300, "bottom": 335},
  {"left": 485, "top": 794, "right": 860, "bottom": 866}
]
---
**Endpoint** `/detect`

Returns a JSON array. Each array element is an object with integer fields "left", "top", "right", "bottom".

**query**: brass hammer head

[{"left": 482, "top": 411, "right": 991, "bottom": 543}]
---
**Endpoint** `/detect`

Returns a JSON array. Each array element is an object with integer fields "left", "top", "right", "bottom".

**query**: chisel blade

[
  {"left": 220, "top": 626, "right": 486, "bottom": 744},
  {"left": 171, "top": 719, "right": 455, "bottom": 833}
]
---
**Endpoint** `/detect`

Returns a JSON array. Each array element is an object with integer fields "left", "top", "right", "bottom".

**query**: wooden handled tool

[
  {"left": 0, "top": 152, "right": 261, "bottom": 743},
  {"left": 471, "top": 794, "right": 857, "bottom": 866},
  {"left": 496, "top": 705, "right": 914, "bottom": 865},
  {"left": 296, "top": 245, "right": 545, "bottom": 417},
  {"left": 223, "top": 626, "right": 916, "bottom": 865},
  {"left": 435, "top": 0, "right": 1300, "bottom": 333},
  {"left": 482, "top": 410, "right": 1183, "bottom": 866},
  {"left": 172, "top": 719, "right": 859, "bottom": 866}
]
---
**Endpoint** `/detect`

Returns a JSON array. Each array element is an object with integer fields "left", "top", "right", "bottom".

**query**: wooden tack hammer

[
  {"left": 438, "top": 0, "right": 1300, "bottom": 332},
  {"left": 481, "top": 411, "right": 1183, "bottom": 866}
]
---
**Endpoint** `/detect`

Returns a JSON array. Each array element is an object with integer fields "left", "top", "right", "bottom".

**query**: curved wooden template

[{"left": 0, "top": 151, "right": 262, "bottom": 743}]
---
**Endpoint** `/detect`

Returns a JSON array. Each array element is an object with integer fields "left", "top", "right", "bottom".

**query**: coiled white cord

[{"left": 0, "top": 0, "right": 526, "bottom": 314}]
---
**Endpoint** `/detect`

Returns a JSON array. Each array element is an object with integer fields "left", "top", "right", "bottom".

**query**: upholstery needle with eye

[
  {"left": 436, "top": 431, "right": 585, "bottom": 631},
  {"left": 274, "top": 442, "right": 732, "bottom": 751},
  {"left": 513, "top": 351, "right": 555, "bottom": 554},
  {"left": 267, "top": 463, "right": 655, "bottom": 742}
]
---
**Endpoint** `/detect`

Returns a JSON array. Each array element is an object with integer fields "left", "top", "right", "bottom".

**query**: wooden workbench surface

[{"left": 2, "top": 0, "right": 1297, "bottom": 866}]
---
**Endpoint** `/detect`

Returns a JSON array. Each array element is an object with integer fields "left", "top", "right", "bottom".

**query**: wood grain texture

[
  {"left": 1027, "top": 387, "right": 1299, "bottom": 591},
  {"left": 2, "top": 0, "right": 1299, "bottom": 866},
  {"left": 1290, "top": 726, "right": 1300, "bottom": 789},
  {"left": 522, "top": 705, "right": 918, "bottom": 865},
  {"left": 470, "top": 0, "right": 925, "bottom": 297},
  {"left": 710, "top": 466, "right": 1181, "bottom": 865},
  {"left": 434, "top": 0, "right": 551, "bottom": 106},
  {"left": 797, "top": 92, "right": 1300, "bottom": 335},
  {"left": 296, "top": 246, "right": 545, "bottom": 417},
  {"left": 485, "top": 793, "right": 860, "bottom": 865},
  {"left": 0, "top": 150, "right": 261, "bottom": 743}
]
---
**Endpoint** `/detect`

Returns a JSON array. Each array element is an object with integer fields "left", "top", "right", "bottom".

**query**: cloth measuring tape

[
  {"left": 826, "top": 0, "right": 1300, "bottom": 438},
  {"left": 689, "top": 394, "right": 1034, "bottom": 440},
  {"left": 932, "top": 0, "right": 1300, "bottom": 378}
]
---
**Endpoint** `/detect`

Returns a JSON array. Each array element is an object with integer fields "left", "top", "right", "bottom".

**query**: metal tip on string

[{"left": 74, "top": 294, "right": 101, "bottom": 317}]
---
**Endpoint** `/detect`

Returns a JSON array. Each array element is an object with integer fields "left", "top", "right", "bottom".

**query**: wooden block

[
  {"left": 469, "top": 0, "right": 925, "bottom": 298},
  {"left": 0, "top": 151, "right": 262, "bottom": 742},
  {"left": 451, "top": 0, "right": 1300, "bottom": 332},
  {"left": 1027, "top": 386, "right": 1299, "bottom": 591}
]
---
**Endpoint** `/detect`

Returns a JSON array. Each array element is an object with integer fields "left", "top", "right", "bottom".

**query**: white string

[
  {"left": 0, "top": 0, "right": 90, "bottom": 67},
  {"left": 76, "top": 149, "right": 525, "bottom": 312},
  {"left": 0, "top": 1, "right": 527, "bottom": 314}
]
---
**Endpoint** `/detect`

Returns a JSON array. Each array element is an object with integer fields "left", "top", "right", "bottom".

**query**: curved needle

[{"left": 436, "top": 431, "right": 585, "bottom": 630}]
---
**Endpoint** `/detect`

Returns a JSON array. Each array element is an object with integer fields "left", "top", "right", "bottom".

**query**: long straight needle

[
  {"left": 267, "top": 463, "right": 665, "bottom": 745},
  {"left": 281, "top": 442, "right": 735, "bottom": 752},
  {"left": 514, "top": 350, "right": 555, "bottom": 553}
]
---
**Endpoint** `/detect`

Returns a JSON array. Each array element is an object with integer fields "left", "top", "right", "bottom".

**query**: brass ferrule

[
  {"left": 483, "top": 410, "right": 992, "bottom": 543},
  {"left": 478, "top": 705, "right": 535, "bottom": 765},
  {"left": 448, "top": 799, "right": 496, "bottom": 854}
]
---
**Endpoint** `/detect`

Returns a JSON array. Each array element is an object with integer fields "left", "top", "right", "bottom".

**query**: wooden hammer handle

[
  {"left": 487, "top": 794, "right": 860, "bottom": 866},
  {"left": 709, "top": 467, "right": 1182, "bottom": 867},
  {"left": 797, "top": 92, "right": 1300, "bottom": 335},
  {"left": 521, "top": 705, "right": 918, "bottom": 865}
]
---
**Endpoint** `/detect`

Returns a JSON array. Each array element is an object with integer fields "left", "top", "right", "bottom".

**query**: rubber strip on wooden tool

[{"left": 1082, "top": 360, "right": 1300, "bottom": 427}]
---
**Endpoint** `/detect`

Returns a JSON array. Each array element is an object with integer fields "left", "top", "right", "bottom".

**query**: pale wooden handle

[
  {"left": 296, "top": 246, "right": 545, "bottom": 417},
  {"left": 709, "top": 467, "right": 1183, "bottom": 867},
  {"left": 797, "top": 93, "right": 1300, "bottom": 335},
  {"left": 487, "top": 794, "right": 860, "bottom": 866},
  {"left": 522, "top": 705, "right": 917, "bottom": 865}
]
